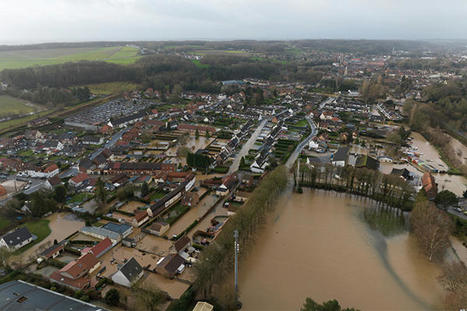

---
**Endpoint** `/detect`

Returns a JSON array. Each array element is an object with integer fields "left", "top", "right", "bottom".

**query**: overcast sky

[{"left": 1, "top": 0, "right": 466, "bottom": 44}]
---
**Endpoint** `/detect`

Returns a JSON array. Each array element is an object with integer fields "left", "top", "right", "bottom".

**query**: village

[{"left": 0, "top": 46, "right": 466, "bottom": 310}]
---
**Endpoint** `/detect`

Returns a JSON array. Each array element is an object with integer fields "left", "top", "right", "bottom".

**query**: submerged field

[
  {"left": 0, "top": 95, "right": 45, "bottom": 117},
  {"left": 0, "top": 46, "right": 140, "bottom": 70}
]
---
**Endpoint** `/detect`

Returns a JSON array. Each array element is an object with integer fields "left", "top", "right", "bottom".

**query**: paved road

[
  {"left": 447, "top": 207, "right": 467, "bottom": 221},
  {"left": 228, "top": 119, "right": 267, "bottom": 174},
  {"left": 286, "top": 116, "right": 317, "bottom": 169}
]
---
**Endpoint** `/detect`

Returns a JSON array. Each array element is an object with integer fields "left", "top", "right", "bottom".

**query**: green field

[
  {"left": 0, "top": 46, "right": 141, "bottom": 70},
  {"left": 191, "top": 59, "right": 210, "bottom": 69},
  {"left": 0, "top": 95, "right": 44, "bottom": 117},
  {"left": 86, "top": 81, "right": 141, "bottom": 95}
]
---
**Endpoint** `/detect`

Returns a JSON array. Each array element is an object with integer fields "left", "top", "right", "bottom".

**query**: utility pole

[{"left": 234, "top": 229, "right": 242, "bottom": 309}]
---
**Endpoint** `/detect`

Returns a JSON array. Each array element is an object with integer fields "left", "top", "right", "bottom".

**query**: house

[
  {"left": 156, "top": 254, "right": 185, "bottom": 278},
  {"left": 80, "top": 226, "right": 122, "bottom": 244},
  {"left": 422, "top": 172, "right": 437, "bottom": 200},
  {"left": 38, "top": 241, "right": 66, "bottom": 262},
  {"left": 81, "top": 238, "right": 113, "bottom": 258},
  {"left": 216, "top": 174, "right": 237, "bottom": 197},
  {"left": 111, "top": 257, "right": 144, "bottom": 287},
  {"left": 47, "top": 175, "right": 62, "bottom": 188},
  {"left": 355, "top": 155, "right": 379, "bottom": 170},
  {"left": 331, "top": 147, "right": 350, "bottom": 167},
  {"left": 172, "top": 236, "right": 191, "bottom": 255},
  {"left": 50, "top": 253, "right": 100, "bottom": 290},
  {"left": 147, "top": 222, "right": 170, "bottom": 237},
  {"left": 233, "top": 191, "right": 249, "bottom": 202},
  {"left": 132, "top": 211, "right": 149, "bottom": 227},
  {"left": 70, "top": 172, "right": 89, "bottom": 187},
  {"left": 101, "top": 222, "right": 133, "bottom": 238},
  {"left": 0, "top": 227, "right": 33, "bottom": 251},
  {"left": 0, "top": 280, "right": 104, "bottom": 311},
  {"left": 27, "top": 163, "right": 59, "bottom": 178}
]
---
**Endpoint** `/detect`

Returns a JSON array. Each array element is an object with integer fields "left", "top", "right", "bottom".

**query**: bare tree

[
  {"left": 410, "top": 201, "right": 453, "bottom": 261},
  {"left": 439, "top": 262, "right": 467, "bottom": 311}
]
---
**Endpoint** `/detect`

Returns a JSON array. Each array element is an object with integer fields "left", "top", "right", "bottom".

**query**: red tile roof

[
  {"left": 60, "top": 253, "right": 98, "bottom": 279},
  {"left": 81, "top": 238, "right": 112, "bottom": 258}
]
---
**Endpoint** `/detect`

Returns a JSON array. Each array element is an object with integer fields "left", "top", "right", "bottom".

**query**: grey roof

[
  {"left": 0, "top": 280, "right": 106, "bottom": 311},
  {"left": 118, "top": 258, "right": 143, "bottom": 282},
  {"left": 1, "top": 227, "right": 32, "bottom": 248},
  {"left": 101, "top": 222, "right": 131, "bottom": 235},
  {"left": 80, "top": 226, "right": 121, "bottom": 242},
  {"left": 333, "top": 147, "right": 350, "bottom": 162}
]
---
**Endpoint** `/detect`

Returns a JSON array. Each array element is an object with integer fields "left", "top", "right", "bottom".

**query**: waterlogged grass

[
  {"left": 0, "top": 46, "right": 140, "bottom": 70},
  {"left": 0, "top": 95, "right": 44, "bottom": 117}
]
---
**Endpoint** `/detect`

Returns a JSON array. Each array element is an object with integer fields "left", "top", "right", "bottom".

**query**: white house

[
  {"left": 111, "top": 257, "right": 144, "bottom": 287},
  {"left": 0, "top": 227, "right": 33, "bottom": 250}
]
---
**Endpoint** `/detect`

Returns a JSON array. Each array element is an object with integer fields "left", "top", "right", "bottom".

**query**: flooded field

[
  {"left": 165, "top": 194, "right": 219, "bottom": 237},
  {"left": 119, "top": 200, "right": 146, "bottom": 213},
  {"left": 140, "top": 272, "right": 190, "bottom": 299},
  {"left": 449, "top": 135, "right": 467, "bottom": 166},
  {"left": 238, "top": 189, "right": 445, "bottom": 311},
  {"left": 410, "top": 132, "right": 448, "bottom": 172},
  {"left": 19, "top": 212, "right": 84, "bottom": 260}
]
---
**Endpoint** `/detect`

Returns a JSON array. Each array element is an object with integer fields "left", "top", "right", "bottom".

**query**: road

[
  {"left": 228, "top": 119, "right": 267, "bottom": 174},
  {"left": 90, "top": 127, "right": 128, "bottom": 160},
  {"left": 286, "top": 116, "right": 317, "bottom": 169}
]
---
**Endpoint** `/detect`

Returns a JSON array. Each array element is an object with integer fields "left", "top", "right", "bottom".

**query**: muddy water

[{"left": 239, "top": 189, "right": 444, "bottom": 311}]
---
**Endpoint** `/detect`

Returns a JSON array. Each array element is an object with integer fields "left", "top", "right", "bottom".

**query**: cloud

[{"left": 0, "top": 0, "right": 466, "bottom": 44}]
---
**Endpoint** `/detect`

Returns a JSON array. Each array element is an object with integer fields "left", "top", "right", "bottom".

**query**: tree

[
  {"left": 54, "top": 185, "right": 67, "bottom": 203},
  {"left": 410, "top": 200, "right": 453, "bottom": 261},
  {"left": 30, "top": 191, "right": 57, "bottom": 217},
  {"left": 95, "top": 178, "right": 107, "bottom": 207},
  {"left": 240, "top": 156, "right": 246, "bottom": 168},
  {"left": 133, "top": 284, "right": 168, "bottom": 311},
  {"left": 195, "top": 129, "right": 200, "bottom": 139},
  {"left": 438, "top": 262, "right": 467, "bottom": 311},
  {"left": 435, "top": 190, "right": 458, "bottom": 209},
  {"left": 104, "top": 288, "right": 120, "bottom": 306},
  {"left": 141, "top": 182, "right": 149, "bottom": 197},
  {"left": 0, "top": 247, "right": 11, "bottom": 268},
  {"left": 205, "top": 130, "right": 210, "bottom": 138},
  {"left": 301, "top": 298, "right": 358, "bottom": 311}
]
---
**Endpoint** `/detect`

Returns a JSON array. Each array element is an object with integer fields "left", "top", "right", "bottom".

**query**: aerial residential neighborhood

[{"left": 0, "top": 4, "right": 466, "bottom": 310}]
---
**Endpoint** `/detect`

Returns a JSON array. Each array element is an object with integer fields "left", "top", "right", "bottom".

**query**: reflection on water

[
  {"left": 238, "top": 189, "right": 444, "bottom": 311},
  {"left": 362, "top": 204, "right": 407, "bottom": 237}
]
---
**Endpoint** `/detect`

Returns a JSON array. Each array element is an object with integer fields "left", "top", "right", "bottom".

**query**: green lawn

[
  {"left": 0, "top": 46, "right": 141, "bottom": 71},
  {"left": 149, "top": 191, "right": 167, "bottom": 201},
  {"left": 0, "top": 95, "right": 44, "bottom": 117},
  {"left": 191, "top": 59, "right": 210, "bottom": 69},
  {"left": 294, "top": 119, "right": 308, "bottom": 127},
  {"left": 0, "top": 217, "right": 10, "bottom": 231},
  {"left": 68, "top": 192, "right": 93, "bottom": 204},
  {"left": 14, "top": 219, "right": 51, "bottom": 254}
]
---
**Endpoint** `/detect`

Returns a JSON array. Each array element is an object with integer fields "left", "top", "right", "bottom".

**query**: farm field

[
  {"left": 86, "top": 81, "right": 141, "bottom": 95},
  {"left": 0, "top": 46, "right": 141, "bottom": 70},
  {"left": 0, "top": 95, "right": 45, "bottom": 117}
]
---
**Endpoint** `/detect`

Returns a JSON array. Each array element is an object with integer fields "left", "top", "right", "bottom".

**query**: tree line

[
  {"left": 296, "top": 163, "right": 415, "bottom": 211},
  {"left": 192, "top": 166, "right": 288, "bottom": 309}
]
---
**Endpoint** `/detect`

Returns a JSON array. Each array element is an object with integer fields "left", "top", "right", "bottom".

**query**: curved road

[{"left": 286, "top": 116, "right": 317, "bottom": 169}]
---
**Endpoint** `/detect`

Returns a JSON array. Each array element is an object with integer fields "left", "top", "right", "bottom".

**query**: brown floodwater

[{"left": 238, "top": 189, "right": 444, "bottom": 311}]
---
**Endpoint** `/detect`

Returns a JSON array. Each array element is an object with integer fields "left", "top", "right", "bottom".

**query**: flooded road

[{"left": 238, "top": 189, "right": 444, "bottom": 311}]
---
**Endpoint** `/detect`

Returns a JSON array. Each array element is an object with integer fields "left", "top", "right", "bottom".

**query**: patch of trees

[
  {"left": 301, "top": 298, "right": 358, "bottom": 311},
  {"left": 186, "top": 152, "right": 212, "bottom": 170},
  {"left": 30, "top": 190, "right": 59, "bottom": 217},
  {"left": 297, "top": 164, "right": 415, "bottom": 211},
  {"left": 410, "top": 198, "right": 453, "bottom": 261},
  {"left": 438, "top": 262, "right": 467, "bottom": 310},
  {"left": 0, "top": 61, "right": 140, "bottom": 89},
  {"left": 193, "top": 166, "right": 288, "bottom": 308}
]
